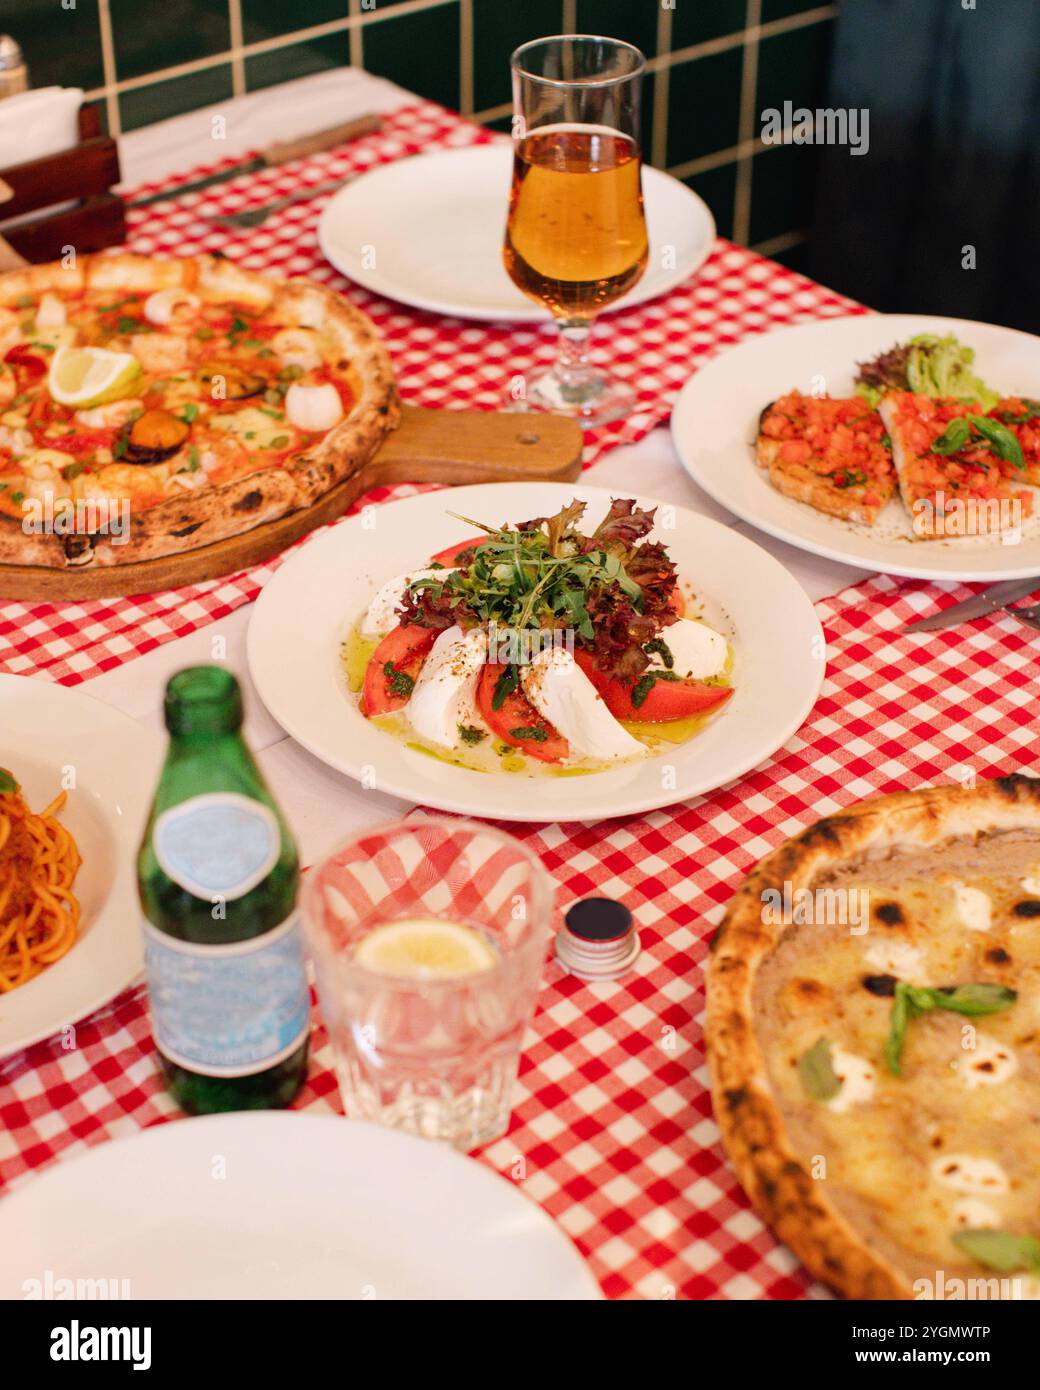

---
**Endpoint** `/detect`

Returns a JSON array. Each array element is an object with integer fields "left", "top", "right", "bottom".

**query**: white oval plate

[
  {"left": 672, "top": 313, "right": 1040, "bottom": 582},
  {"left": 247, "top": 483, "right": 823, "bottom": 823},
  {"left": 0, "top": 674, "right": 163, "bottom": 1058},
  {"left": 0, "top": 1112, "right": 600, "bottom": 1299},
  {"left": 319, "top": 143, "right": 715, "bottom": 322}
]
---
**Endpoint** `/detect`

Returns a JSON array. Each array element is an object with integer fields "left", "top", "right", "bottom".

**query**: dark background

[{"left": 8, "top": 0, "right": 1039, "bottom": 331}]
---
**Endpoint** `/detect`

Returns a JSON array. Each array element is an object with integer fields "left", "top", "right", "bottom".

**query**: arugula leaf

[
  {"left": 885, "top": 980, "right": 1017, "bottom": 1075},
  {"left": 0, "top": 768, "right": 17, "bottom": 794},
  {"left": 953, "top": 1229, "right": 1040, "bottom": 1274},
  {"left": 798, "top": 1037, "right": 841, "bottom": 1101}
]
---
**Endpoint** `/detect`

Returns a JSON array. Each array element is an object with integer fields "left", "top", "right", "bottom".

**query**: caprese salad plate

[
  {"left": 247, "top": 483, "right": 824, "bottom": 823},
  {"left": 673, "top": 314, "right": 1040, "bottom": 581}
]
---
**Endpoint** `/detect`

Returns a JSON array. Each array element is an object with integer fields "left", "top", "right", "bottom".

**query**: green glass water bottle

[{"left": 137, "top": 666, "right": 309, "bottom": 1114}]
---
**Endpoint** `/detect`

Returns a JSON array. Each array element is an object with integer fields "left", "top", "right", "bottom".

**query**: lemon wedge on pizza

[
  {"left": 353, "top": 918, "right": 498, "bottom": 979},
  {"left": 48, "top": 345, "right": 142, "bottom": 408}
]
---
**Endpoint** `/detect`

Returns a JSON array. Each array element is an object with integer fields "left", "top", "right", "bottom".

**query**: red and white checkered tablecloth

[
  {"left": 5, "top": 98, "right": 1032, "bottom": 1301},
  {"left": 0, "top": 100, "right": 862, "bottom": 687},
  {"left": 3, "top": 567, "right": 1038, "bottom": 1299}
]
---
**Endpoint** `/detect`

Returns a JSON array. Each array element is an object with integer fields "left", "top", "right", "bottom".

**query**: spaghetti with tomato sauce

[{"left": 0, "top": 771, "right": 82, "bottom": 993}]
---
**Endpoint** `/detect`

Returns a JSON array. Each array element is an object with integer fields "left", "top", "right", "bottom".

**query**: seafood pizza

[{"left": 0, "top": 253, "right": 397, "bottom": 568}]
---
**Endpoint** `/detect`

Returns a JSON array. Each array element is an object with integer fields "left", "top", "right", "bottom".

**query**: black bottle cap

[{"left": 565, "top": 897, "right": 633, "bottom": 942}]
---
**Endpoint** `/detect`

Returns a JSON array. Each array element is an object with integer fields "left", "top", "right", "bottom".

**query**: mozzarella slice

[
  {"left": 824, "top": 1048, "right": 876, "bottom": 1113},
  {"left": 863, "top": 939, "right": 926, "bottom": 979},
  {"left": 957, "top": 1034, "right": 1018, "bottom": 1090},
  {"left": 952, "top": 1197, "right": 1001, "bottom": 1229},
  {"left": 405, "top": 625, "right": 487, "bottom": 750},
  {"left": 648, "top": 618, "right": 728, "bottom": 680},
  {"left": 361, "top": 568, "right": 453, "bottom": 639},
  {"left": 930, "top": 1154, "right": 1009, "bottom": 1195},
  {"left": 951, "top": 881, "right": 992, "bottom": 933},
  {"left": 285, "top": 381, "right": 342, "bottom": 432},
  {"left": 521, "top": 648, "right": 645, "bottom": 761}
]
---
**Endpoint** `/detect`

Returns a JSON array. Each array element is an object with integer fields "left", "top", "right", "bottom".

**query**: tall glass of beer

[{"left": 504, "top": 34, "right": 648, "bottom": 425}]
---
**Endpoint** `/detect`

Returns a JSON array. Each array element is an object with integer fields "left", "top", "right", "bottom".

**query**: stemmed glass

[{"left": 503, "top": 34, "right": 648, "bottom": 426}]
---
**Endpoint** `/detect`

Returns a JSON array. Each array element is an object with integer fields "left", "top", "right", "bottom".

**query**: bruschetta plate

[
  {"left": 673, "top": 315, "right": 1040, "bottom": 581},
  {"left": 247, "top": 483, "right": 824, "bottom": 824}
]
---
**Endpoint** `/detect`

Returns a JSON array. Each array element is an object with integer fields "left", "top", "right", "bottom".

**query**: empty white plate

[
  {"left": 319, "top": 143, "right": 715, "bottom": 321},
  {"left": 0, "top": 1112, "right": 600, "bottom": 1300}
]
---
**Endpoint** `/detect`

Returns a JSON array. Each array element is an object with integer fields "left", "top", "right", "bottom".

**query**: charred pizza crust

[
  {"left": 0, "top": 253, "right": 399, "bottom": 568},
  {"left": 706, "top": 775, "right": 1040, "bottom": 1300}
]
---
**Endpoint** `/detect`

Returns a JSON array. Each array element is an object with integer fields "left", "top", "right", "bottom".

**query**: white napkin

[{"left": 0, "top": 87, "right": 83, "bottom": 170}]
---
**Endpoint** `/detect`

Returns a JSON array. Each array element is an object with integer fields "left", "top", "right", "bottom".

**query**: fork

[
  {"left": 207, "top": 175, "right": 354, "bottom": 229},
  {"left": 1004, "top": 601, "right": 1040, "bottom": 633}
]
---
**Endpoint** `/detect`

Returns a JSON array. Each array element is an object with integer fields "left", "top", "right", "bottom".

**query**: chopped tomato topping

[{"left": 761, "top": 393, "right": 893, "bottom": 489}]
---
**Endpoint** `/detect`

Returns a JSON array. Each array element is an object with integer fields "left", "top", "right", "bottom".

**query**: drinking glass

[
  {"left": 302, "top": 817, "right": 552, "bottom": 1150},
  {"left": 503, "top": 34, "right": 648, "bottom": 425}
]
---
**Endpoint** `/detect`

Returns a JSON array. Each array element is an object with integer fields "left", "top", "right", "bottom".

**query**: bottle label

[
  {"left": 153, "top": 793, "right": 281, "bottom": 902},
  {"left": 143, "top": 914, "right": 310, "bottom": 1078}
]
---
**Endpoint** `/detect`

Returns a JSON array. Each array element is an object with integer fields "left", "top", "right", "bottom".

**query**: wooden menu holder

[{"left": 0, "top": 104, "right": 125, "bottom": 263}]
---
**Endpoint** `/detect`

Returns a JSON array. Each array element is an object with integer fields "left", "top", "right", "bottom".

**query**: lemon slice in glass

[
  {"left": 48, "top": 345, "right": 142, "bottom": 408},
  {"left": 354, "top": 917, "right": 499, "bottom": 979}
]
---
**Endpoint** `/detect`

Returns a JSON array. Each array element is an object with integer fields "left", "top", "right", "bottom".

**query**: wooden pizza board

[{"left": 0, "top": 404, "right": 584, "bottom": 600}]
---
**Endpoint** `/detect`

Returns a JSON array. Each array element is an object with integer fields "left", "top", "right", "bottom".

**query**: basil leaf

[
  {"left": 0, "top": 768, "right": 17, "bottom": 794},
  {"left": 885, "top": 983, "right": 917, "bottom": 1076},
  {"left": 953, "top": 1229, "right": 1040, "bottom": 1273},
  {"left": 968, "top": 416, "right": 1025, "bottom": 470},
  {"left": 798, "top": 1037, "right": 841, "bottom": 1101},
  {"left": 931, "top": 417, "right": 972, "bottom": 454},
  {"left": 930, "top": 982, "right": 1018, "bottom": 1016},
  {"left": 886, "top": 980, "right": 1017, "bottom": 1075}
]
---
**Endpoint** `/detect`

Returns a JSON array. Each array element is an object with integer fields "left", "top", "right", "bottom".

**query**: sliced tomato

[
  {"left": 361, "top": 624, "right": 438, "bottom": 717},
  {"left": 476, "top": 663, "right": 569, "bottom": 764},
  {"left": 574, "top": 649, "right": 733, "bottom": 724},
  {"left": 430, "top": 535, "right": 486, "bottom": 567}
]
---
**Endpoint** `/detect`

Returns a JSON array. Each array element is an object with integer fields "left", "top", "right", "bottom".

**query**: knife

[
  {"left": 127, "top": 114, "right": 383, "bottom": 208},
  {"left": 903, "top": 576, "right": 1040, "bottom": 632}
]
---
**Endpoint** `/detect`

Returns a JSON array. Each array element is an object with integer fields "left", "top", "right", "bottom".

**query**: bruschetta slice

[
  {"left": 756, "top": 392, "right": 896, "bottom": 524},
  {"left": 878, "top": 392, "right": 1034, "bottom": 539}
]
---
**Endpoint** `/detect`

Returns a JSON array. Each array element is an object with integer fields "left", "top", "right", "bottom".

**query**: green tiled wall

[{"left": 11, "top": 0, "right": 836, "bottom": 258}]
